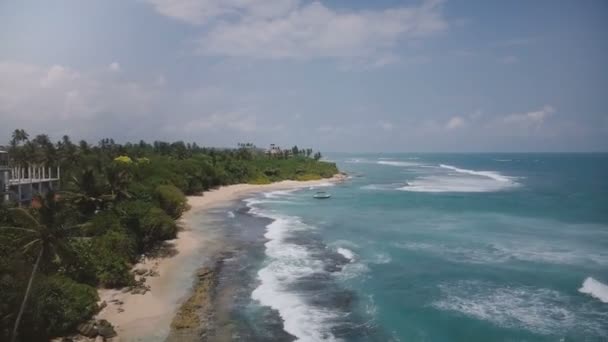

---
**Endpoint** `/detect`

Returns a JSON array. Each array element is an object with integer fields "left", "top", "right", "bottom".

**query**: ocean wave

[
  {"left": 337, "top": 262, "right": 369, "bottom": 281},
  {"left": 247, "top": 201, "right": 343, "bottom": 341},
  {"left": 579, "top": 277, "right": 608, "bottom": 303},
  {"left": 371, "top": 252, "right": 391, "bottom": 264},
  {"left": 344, "top": 158, "right": 368, "bottom": 164},
  {"left": 398, "top": 176, "right": 517, "bottom": 193},
  {"left": 397, "top": 164, "right": 519, "bottom": 193},
  {"left": 264, "top": 189, "right": 297, "bottom": 199},
  {"left": 227, "top": 211, "right": 235, "bottom": 218},
  {"left": 361, "top": 183, "right": 405, "bottom": 191},
  {"left": 377, "top": 160, "right": 421, "bottom": 167},
  {"left": 439, "top": 164, "right": 513, "bottom": 183},
  {"left": 395, "top": 241, "right": 608, "bottom": 266},
  {"left": 337, "top": 247, "right": 355, "bottom": 262},
  {"left": 433, "top": 281, "right": 607, "bottom": 336}
]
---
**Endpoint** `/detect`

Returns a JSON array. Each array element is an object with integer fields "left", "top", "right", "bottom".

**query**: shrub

[
  {"left": 91, "top": 230, "right": 136, "bottom": 287},
  {"left": 85, "top": 210, "right": 122, "bottom": 236},
  {"left": 140, "top": 207, "right": 178, "bottom": 248},
  {"left": 20, "top": 275, "right": 98, "bottom": 340},
  {"left": 155, "top": 185, "right": 188, "bottom": 219},
  {"left": 62, "top": 240, "right": 98, "bottom": 286},
  {"left": 117, "top": 200, "right": 178, "bottom": 252},
  {"left": 113, "top": 155, "right": 133, "bottom": 164}
]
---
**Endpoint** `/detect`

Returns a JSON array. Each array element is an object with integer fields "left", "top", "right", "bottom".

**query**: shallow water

[{"left": 224, "top": 153, "right": 608, "bottom": 341}]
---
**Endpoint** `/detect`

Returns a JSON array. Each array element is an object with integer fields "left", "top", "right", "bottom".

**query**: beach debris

[
  {"left": 133, "top": 268, "right": 148, "bottom": 276},
  {"left": 74, "top": 319, "right": 117, "bottom": 340},
  {"left": 97, "top": 300, "right": 107, "bottom": 312},
  {"left": 146, "top": 269, "right": 160, "bottom": 277},
  {"left": 97, "top": 319, "right": 117, "bottom": 339},
  {"left": 76, "top": 321, "right": 98, "bottom": 338}
]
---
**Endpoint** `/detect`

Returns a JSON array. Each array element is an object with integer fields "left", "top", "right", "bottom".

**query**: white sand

[{"left": 95, "top": 175, "right": 344, "bottom": 341}]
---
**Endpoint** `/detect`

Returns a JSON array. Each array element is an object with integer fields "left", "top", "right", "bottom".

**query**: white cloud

[
  {"left": 108, "top": 62, "right": 121, "bottom": 71},
  {"left": 199, "top": 0, "right": 446, "bottom": 62},
  {"left": 39, "top": 65, "right": 80, "bottom": 88},
  {"left": 445, "top": 116, "right": 465, "bottom": 130},
  {"left": 142, "top": 0, "right": 447, "bottom": 64},
  {"left": 0, "top": 61, "right": 160, "bottom": 125},
  {"left": 502, "top": 105, "right": 555, "bottom": 127},
  {"left": 141, "top": 0, "right": 299, "bottom": 25}
]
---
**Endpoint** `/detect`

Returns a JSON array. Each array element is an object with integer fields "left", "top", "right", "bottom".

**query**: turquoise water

[{"left": 233, "top": 154, "right": 608, "bottom": 341}]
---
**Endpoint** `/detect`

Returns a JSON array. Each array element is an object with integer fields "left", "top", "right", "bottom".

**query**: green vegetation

[{"left": 0, "top": 129, "right": 337, "bottom": 341}]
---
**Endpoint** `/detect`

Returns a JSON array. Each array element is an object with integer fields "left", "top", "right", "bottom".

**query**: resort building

[
  {"left": 267, "top": 144, "right": 282, "bottom": 156},
  {"left": 0, "top": 149, "right": 60, "bottom": 204}
]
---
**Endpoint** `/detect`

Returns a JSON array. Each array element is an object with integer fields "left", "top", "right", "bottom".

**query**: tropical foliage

[{"left": 0, "top": 129, "right": 337, "bottom": 341}]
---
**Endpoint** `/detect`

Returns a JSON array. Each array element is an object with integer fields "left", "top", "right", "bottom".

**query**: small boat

[{"left": 313, "top": 191, "right": 331, "bottom": 199}]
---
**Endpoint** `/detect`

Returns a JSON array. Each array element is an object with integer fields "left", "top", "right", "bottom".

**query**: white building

[{"left": 0, "top": 149, "right": 60, "bottom": 204}]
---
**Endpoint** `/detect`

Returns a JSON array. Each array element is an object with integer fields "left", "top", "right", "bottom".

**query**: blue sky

[{"left": 0, "top": 0, "right": 606, "bottom": 152}]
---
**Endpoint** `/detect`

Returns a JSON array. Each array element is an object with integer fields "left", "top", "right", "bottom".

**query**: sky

[{"left": 0, "top": 0, "right": 607, "bottom": 152}]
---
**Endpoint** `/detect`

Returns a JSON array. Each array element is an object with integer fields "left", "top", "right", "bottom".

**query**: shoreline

[{"left": 94, "top": 174, "right": 346, "bottom": 341}]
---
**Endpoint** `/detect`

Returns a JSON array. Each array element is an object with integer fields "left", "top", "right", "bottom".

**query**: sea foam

[
  {"left": 433, "top": 281, "right": 576, "bottom": 335},
  {"left": 579, "top": 277, "right": 608, "bottom": 303},
  {"left": 439, "top": 164, "right": 513, "bottom": 183},
  {"left": 247, "top": 198, "right": 341, "bottom": 341},
  {"left": 337, "top": 247, "right": 355, "bottom": 261},
  {"left": 398, "top": 164, "right": 518, "bottom": 193},
  {"left": 377, "top": 160, "right": 420, "bottom": 167}
]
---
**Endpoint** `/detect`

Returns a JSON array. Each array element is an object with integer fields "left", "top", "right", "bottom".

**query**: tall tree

[{"left": 1, "top": 192, "right": 81, "bottom": 342}]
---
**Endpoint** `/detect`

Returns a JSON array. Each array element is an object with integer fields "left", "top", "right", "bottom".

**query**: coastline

[{"left": 95, "top": 174, "right": 346, "bottom": 341}]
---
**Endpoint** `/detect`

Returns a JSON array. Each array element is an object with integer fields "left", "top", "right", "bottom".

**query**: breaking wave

[
  {"left": 579, "top": 277, "right": 608, "bottom": 303},
  {"left": 398, "top": 164, "right": 519, "bottom": 193},
  {"left": 439, "top": 164, "right": 513, "bottom": 183},
  {"left": 433, "top": 281, "right": 607, "bottom": 336},
  {"left": 377, "top": 160, "right": 420, "bottom": 167},
  {"left": 337, "top": 247, "right": 355, "bottom": 262}
]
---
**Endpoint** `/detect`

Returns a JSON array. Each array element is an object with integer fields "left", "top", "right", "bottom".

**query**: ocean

[{"left": 209, "top": 153, "right": 608, "bottom": 341}]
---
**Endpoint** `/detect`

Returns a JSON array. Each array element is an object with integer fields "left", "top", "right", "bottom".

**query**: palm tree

[
  {"left": 63, "top": 168, "right": 112, "bottom": 217},
  {"left": 0, "top": 192, "right": 80, "bottom": 342}
]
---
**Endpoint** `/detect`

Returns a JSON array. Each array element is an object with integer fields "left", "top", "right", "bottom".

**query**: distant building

[
  {"left": 0, "top": 150, "right": 9, "bottom": 202},
  {"left": 267, "top": 144, "right": 282, "bottom": 156},
  {"left": 0, "top": 149, "right": 60, "bottom": 204}
]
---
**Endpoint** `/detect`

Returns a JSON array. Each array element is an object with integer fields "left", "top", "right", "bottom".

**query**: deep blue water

[{"left": 232, "top": 153, "right": 608, "bottom": 341}]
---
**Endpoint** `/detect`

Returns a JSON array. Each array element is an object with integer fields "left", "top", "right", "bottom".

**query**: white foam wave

[
  {"left": 398, "top": 164, "right": 518, "bottom": 193},
  {"left": 361, "top": 183, "right": 405, "bottom": 191},
  {"left": 433, "top": 281, "right": 576, "bottom": 335},
  {"left": 371, "top": 252, "right": 391, "bottom": 264},
  {"left": 377, "top": 160, "right": 420, "bottom": 167},
  {"left": 398, "top": 176, "right": 516, "bottom": 193},
  {"left": 264, "top": 189, "right": 297, "bottom": 198},
  {"left": 579, "top": 277, "right": 608, "bottom": 303},
  {"left": 337, "top": 247, "right": 355, "bottom": 261},
  {"left": 344, "top": 158, "right": 368, "bottom": 164},
  {"left": 227, "top": 211, "right": 235, "bottom": 218},
  {"left": 395, "top": 241, "right": 608, "bottom": 266},
  {"left": 248, "top": 202, "right": 341, "bottom": 341},
  {"left": 337, "top": 262, "right": 369, "bottom": 281},
  {"left": 439, "top": 164, "right": 513, "bottom": 182}
]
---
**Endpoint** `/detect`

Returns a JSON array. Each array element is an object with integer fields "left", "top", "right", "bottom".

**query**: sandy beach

[{"left": 95, "top": 175, "right": 344, "bottom": 341}]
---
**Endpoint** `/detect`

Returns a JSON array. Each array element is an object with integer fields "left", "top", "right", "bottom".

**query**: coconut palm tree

[{"left": 0, "top": 192, "right": 81, "bottom": 342}]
